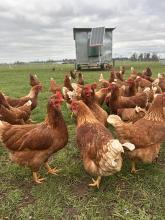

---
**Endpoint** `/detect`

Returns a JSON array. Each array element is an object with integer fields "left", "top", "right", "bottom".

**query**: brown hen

[
  {"left": 5, "top": 84, "right": 42, "bottom": 110},
  {"left": 81, "top": 84, "right": 108, "bottom": 126},
  {"left": 106, "top": 83, "right": 149, "bottom": 114},
  {"left": 29, "top": 74, "right": 41, "bottom": 87},
  {"left": 0, "top": 93, "right": 68, "bottom": 183},
  {"left": 107, "top": 93, "right": 165, "bottom": 173},
  {"left": 0, "top": 92, "right": 32, "bottom": 124},
  {"left": 71, "top": 100, "right": 134, "bottom": 188}
]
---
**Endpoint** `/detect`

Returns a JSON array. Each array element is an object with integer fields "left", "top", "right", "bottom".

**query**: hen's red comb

[{"left": 56, "top": 91, "right": 63, "bottom": 98}]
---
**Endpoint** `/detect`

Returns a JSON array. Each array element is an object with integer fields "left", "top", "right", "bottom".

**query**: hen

[
  {"left": 64, "top": 75, "right": 74, "bottom": 91},
  {"left": 0, "top": 92, "right": 68, "bottom": 183},
  {"left": 0, "top": 92, "right": 32, "bottom": 124},
  {"left": 70, "top": 70, "right": 77, "bottom": 80},
  {"left": 135, "top": 76, "right": 152, "bottom": 92},
  {"left": 81, "top": 84, "right": 108, "bottom": 126},
  {"left": 107, "top": 93, "right": 165, "bottom": 173},
  {"left": 98, "top": 73, "right": 110, "bottom": 88},
  {"left": 49, "top": 78, "right": 62, "bottom": 94},
  {"left": 109, "top": 71, "right": 115, "bottom": 83},
  {"left": 71, "top": 100, "right": 134, "bottom": 188},
  {"left": 120, "top": 66, "right": 125, "bottom": 76},
  {"left": 77, "top": 72, "right": 84, "bottom": 85},
  {"left": 62, "top": 87, "right": 78, "bottom": 114},
  {"left": 158, "top": 73, "right": 165, "bottom": 92},
  {"left": 95, "top": 87, "right": 111, "bottom": 106},
  {"left": 124, "top": 79, "right": 137, "bottom": 97},
  {"left": 5, "top": 84, "right": 42, "bottom": 110},
  {"left": 117, "top": 106, "right": 146, "bottom": 123},
  {"left": 142, "top": 67, "right": 154, "bottom": 82},
  {"left": 128, "top": 67, "right": 138, "bottom": 80},
  {"left": 106, "top": 83, "right": 150, "bottom": 114},
  {"left": 0, "top": 100, "right": 31, "bottom": 124},
  {"left": 29, "top": 74, "right": 41, "bottom": 87},
  {"left": 116, "top": 71, "right": 124, "bottom": 82}
]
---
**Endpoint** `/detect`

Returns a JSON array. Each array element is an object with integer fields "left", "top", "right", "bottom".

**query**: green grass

[{"left": 0, "top": 61, "right": 165, "bottom": 220}]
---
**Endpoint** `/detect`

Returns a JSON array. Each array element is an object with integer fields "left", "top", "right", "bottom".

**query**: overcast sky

[{"left": 0, "top": 0, "right": 165, "bottom": 63}]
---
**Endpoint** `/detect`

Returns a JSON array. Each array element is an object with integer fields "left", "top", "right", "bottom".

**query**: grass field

[{"left": 0, "top": 61, "right": 165, "bottom": 220}]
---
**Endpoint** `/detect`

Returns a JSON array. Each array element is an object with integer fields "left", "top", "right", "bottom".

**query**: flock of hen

[{"left": 0, "top": 67, "right": 165, "bottom": 188}]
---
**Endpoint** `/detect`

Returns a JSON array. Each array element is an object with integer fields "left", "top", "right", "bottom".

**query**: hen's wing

[
  {"left": 76, "top": 123, "right": 133, "bottom": 176},
  {"left": 5, "top": 96, "right": 29, "bottom": 107},
  {"left": 107, "top": 115, "right": 165, "bottom": 147},
  {"left": 2, "top": 123, "right": 54, "bottom": 151},
  {"left": 77, "top": 123, "right": 113, "bottom": 157}
]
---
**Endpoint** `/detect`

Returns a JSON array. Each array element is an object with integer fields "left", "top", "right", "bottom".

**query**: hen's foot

[
  {"left": 33, "top": 172, "right": 46, "bottom": 184},
  {"left": 45, "top": 163, "right": 61, "bottom": 175},
  {"left": 131, "top": 161, "right": 144, "bottom": 174},
  {"left": 88, "top": 176, "right": 101, "bottom": 189},
  {"left": 47, "top": 167, "right": 61, "bottom": 175},
  {"left": 131, "top": 168, "right": 144, "bottom": 174}
]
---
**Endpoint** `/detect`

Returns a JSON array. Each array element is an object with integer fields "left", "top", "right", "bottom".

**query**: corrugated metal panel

[
  {"left": 75, "top": 31, "right": 89, "bottom": 64},
  {"left": 90, "top": 27, "right": 105, "bottom": 47},
  {"left": 101, "top": 31, "right": 112, "bottom": 63}
]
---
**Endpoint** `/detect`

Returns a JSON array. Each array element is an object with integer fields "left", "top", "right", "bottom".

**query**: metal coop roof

[{"left": 73, "top": 27, "right": 115, "bottom": 40}]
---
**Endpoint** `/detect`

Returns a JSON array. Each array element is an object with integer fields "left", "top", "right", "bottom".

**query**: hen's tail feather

[
  {"left": 158, "top": 73, "right": 162, "bottom": 78},
  {"left": 122, "top": 142, "right": 135, "bottom": 151},
  {"left": 25, "top": 100, "right": 32, "bottom": 106},
  {"left": 107, "top": 114, "right": 122, "bottom": 126},
  {"left": 110, "top": 139, "right": 124, "bottom": 153},
  {"left": 62, "top": 87, "right": 69, "bottom": 96}
]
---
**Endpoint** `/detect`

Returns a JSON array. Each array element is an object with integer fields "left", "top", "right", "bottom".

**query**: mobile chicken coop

[{"left": 73, "top": 27, "right": 115, "bottom": 70}]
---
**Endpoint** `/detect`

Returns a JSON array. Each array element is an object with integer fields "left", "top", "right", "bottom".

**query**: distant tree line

[
  {"left": 9, "top": 53, "right": 160, "bottom": 65},
  {"left": 130, "top": 52, "right": 159, "bottom": 61},
  {"left": 14, "top": 59, "right": 76, "bottom": 65}
]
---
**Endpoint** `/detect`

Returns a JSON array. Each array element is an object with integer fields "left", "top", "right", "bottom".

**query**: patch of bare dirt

[{"left": 71, "top": 179, "right": 89, "bottom": 198}]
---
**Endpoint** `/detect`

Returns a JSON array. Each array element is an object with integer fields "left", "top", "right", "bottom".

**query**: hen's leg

[
  {"left": 154, "top": 155, "right": 159, "bottom": 163},
  {"left": 45, "top": 162, "right": 61, "bottom": 175},
  {"left": 33, "top": 172, "right": 45, "bottom": 184},
  {"left": 89, "top": 176, "right": 101, "bottom": 189},
  {"left": 131, "top": 161, "right": 137, "bottom": 173},
  {"left": 131, "top": 161, "right": 143, "bottom": 174}
]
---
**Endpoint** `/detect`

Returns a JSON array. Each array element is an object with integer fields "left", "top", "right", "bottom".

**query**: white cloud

[{"left": 0, "top": 0, "right": 165, "bottom": 62}]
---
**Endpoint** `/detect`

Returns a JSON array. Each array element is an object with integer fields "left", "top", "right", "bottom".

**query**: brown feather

[{"left": 0, "top": 95, "right": 68, "bottom": 173}]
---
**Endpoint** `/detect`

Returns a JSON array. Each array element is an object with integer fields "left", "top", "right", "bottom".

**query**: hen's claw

[
  {"left": 131, "top": 168, "right": 144, "bottom": 174},
  {"left": 47, "top": 167, "right": 61, "bottom": 175},
  {"left": 33, "top": 172, "right": 45, "bottom": 184},
  {"left": 45, "top": 162, "right": 61, "bottom": 175},
  {"left": 35, "top": 178, "right": 46, "bottom": 184},
  {"left": 88, "top": 176, "right": 101, "bottom": 189}
]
